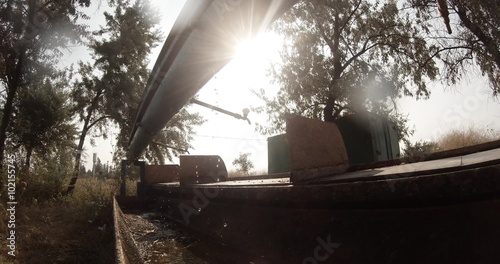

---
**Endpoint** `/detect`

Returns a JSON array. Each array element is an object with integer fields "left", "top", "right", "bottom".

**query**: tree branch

[
  {"left": 317, "top": 23, "right": 335, "bottom": 56},
  {"left": 342, "top": 42, "right": 379, "bottom": 72},
  {"left": 455, "top": 3, "right": 500, "bottom": 69},
  {"left": 339, "top": 0, "right": 362, "bottom": 32},
  {"left": 420, "top": 45, "right": 474, "bottom": 69},
  {"left": 86, "top": 115, "right": 111, "bottom": 131}
]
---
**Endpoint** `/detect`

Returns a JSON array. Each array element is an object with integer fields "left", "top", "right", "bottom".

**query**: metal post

[
  {"left": 134, "top": 160, "right": 146, "bottom": 196},
  {"left": 120, "top": 159, "right": 127, "bottom": 196}
]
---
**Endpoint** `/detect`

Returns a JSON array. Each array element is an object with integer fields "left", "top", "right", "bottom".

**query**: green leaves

[
  {"left": 232, "top": 153, "right": 254, "bottom": 175},
  {"left": 71, "top": 0, "right": 202, "bottom": 165},
  {"left": 406, "top": 0, "right": 500, "bottom": 95},
  {"left": 259, "top": 0, "right": 438, "bottom": 140},
  {"left": 10, "top": 69, "right": 77, "bottom": 168}
]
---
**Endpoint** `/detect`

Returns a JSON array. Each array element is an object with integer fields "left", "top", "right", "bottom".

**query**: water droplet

[
  {"left": 198, "top": 208, "right": 201, "bottom": 212},
  {"left": 223, "top": 223, "right": 227, "bottom": 227}
]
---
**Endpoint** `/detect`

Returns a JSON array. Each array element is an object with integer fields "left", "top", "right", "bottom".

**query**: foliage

[
  {"left": 437, "top": 126, "right": 500, "bottom": 151},
  {"left": 407, "top": 0, "right": 500, "bottom": 95},
  {"left": 148, "top": 108, "right": 205, "bottom": 164},
  {"left": 402, "top": 140, "right": 439, "bottom": 160},
  {"left": 70, "top": 0, "right": 163, "bottom": 144},
  {"left": 9, "top": 70, "right": 77, "bottom": 170},
  {"left": 402, "top": 126, "right": 499, "bottom": 160},
  {"left": 67, "top": 0, "right": 163, "bottom": 193},
  {"left": 255, "top": 0, "right": 439, "bottom": 140},
  {"left": 72, "top": 0, "right": 204, "bottom": 168},
  {"left": 18, "top": 144, "right": 76, "bottom": 204},
  {"left": 0, "top": 0, "right": 91, "bottom": 176},
  {"left": 232, "top": 153, "right": 254, "bottom": 175},
  {"left": 9, "top": 178, "right": 117, "bottom": 264}
]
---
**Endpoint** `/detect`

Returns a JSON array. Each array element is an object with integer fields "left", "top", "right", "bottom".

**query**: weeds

[
  {"left": 402, "top": 126, "right": 500, "bottom": 158},
  {"left": 0, "top": 176, "right": 122, "bottom": 263},
  {"left": 437, "top": 126, "right": 500, "bottom": 151}
]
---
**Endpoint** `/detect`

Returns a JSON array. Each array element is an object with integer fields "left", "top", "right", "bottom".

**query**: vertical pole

[
  {"left": 120, "top": 159, "right": 127, "bottom": 196},
  {"left": 92, "top": 153, "right": 97, "bottom": 178},
  {"left": 134, "top": 161, "right": 146, "bottom": 196}
]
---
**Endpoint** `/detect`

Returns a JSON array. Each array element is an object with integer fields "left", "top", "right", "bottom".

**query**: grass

[
  {"left": 437, "top": 126, "right": 500, "bottom": 151},
  {"left": 403, "top": 126, "right": 500, "bottom": 159},
  {"left": 0, "top": 176, "right": 136, "bottom": 264}
]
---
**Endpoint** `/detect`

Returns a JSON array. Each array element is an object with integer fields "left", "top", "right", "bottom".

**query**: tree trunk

[
  {"left": 0, "top": 51, "right": 24, "bottom": 189},
  {"left": 66, "top": 129, "right": 87, "bottom": 194},
  {"left": 66, "top": 91, "right": 102, "bottom": 194},
  {"left": 324, "top": 12, "right": 342, "bottom": 122}
]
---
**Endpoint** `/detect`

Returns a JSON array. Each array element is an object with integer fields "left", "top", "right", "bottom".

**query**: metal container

[
  {"left": 267, "top": 134, "right": 290, "bottom": 174},
  {"left": 334, "top": 112, "right": 400, "bottom": 165}
]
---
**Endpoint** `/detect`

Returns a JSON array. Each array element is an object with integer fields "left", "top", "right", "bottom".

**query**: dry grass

[
  {"left": 437, "top": 126, "right": 500, "bottom": 151},
  {"left": 0, "top": 177, "right": 121, "bottom": 263}
]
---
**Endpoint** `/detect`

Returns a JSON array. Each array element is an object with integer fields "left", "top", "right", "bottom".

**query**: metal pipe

[
  {"left": 126, "top": 0, "right": 299, "bottom": 160},
  {"left": 190, "top": 98, "right": 250, "bottom": 123}
]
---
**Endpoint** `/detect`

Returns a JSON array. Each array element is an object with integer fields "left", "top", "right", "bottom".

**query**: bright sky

[{"left": 75, "top": 1, "right": 500, "bottom": 173}]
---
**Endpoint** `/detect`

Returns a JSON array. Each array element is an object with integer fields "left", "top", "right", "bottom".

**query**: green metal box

[
  {"left": 334, "top": 112, "right": 400, "bottom": 165},
  {"left": 267, "top": 134, "right": 290, "bottom": 174}
]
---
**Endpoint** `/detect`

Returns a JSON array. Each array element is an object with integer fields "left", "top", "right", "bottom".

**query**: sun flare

[{"left": 231, "top": 32, "right": 283, "bottom": 73}]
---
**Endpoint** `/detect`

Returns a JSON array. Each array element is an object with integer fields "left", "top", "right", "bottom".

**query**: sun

[
  {"left": 193, "top": 31, "right": 284, "bottom": 124},
  {"left": 230, "top": 32, "right": 283, "bottom": 74}
]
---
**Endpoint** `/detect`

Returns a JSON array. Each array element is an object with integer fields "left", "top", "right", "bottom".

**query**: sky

[{"left": 72, "top": 0, "right": 500, "bottom": 173}]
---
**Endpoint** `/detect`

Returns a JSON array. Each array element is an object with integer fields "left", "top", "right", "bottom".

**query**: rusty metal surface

[
  {"left": 150, "top": 163, "right": 500, "bottom": 208},
  {"left": 316, "top": 147, "right": 500, "bottom": 184},
  {"left": 285, "top": 115, "right": 349, "bottom": 182},
  {"left": 180, "top": 155, "right": 228, "bottom": 185},
  {"left": 144, "top": 165, "right": 180, "bottom": 185},
  {"left": 147, "top": 163, "right": 500, "bottom": 263},
  {"left": 140, "top": 149, "right": 500, "bottom": 263},
  {"left": 349, "top": 138, "right": 500, "bottom": 171},
  {"left": 113, "top": 197, "right": 144, "bottom": 264}
]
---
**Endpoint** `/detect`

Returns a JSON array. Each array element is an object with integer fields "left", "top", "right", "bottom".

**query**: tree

[
  {"left": 407, "top": 0, "right": 500, "bottom": 95},
  {"left": 10, "top": 71, "right": 77, "bottom": 171},
  {"left": 232, "top": 153, "right": 254, "bottom": 175},
  {"left": 0, "top": 0, "right": 90, "bottom": 190},
  {"left": 67, "top": 0, "right": 162, "bottom": 193},
  {"left": 68, "top": 0, "right": 204, "bottom": 192},
  {"left": 255, "top": 0, "right": 439, "bottom": 140}
]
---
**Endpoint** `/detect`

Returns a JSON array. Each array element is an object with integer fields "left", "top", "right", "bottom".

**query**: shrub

[{"left": 402, "top": 140, "right": 439, "bottom": 161}]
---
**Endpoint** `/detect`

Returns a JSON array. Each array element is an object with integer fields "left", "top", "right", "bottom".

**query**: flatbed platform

[{"left": 126, "top": 146, "right": 500, "bottom": 263}]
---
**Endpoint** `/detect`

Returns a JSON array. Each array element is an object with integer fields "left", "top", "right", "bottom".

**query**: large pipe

[{"left": 127, "top": 0, "right": 298, "bottom": 160}]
